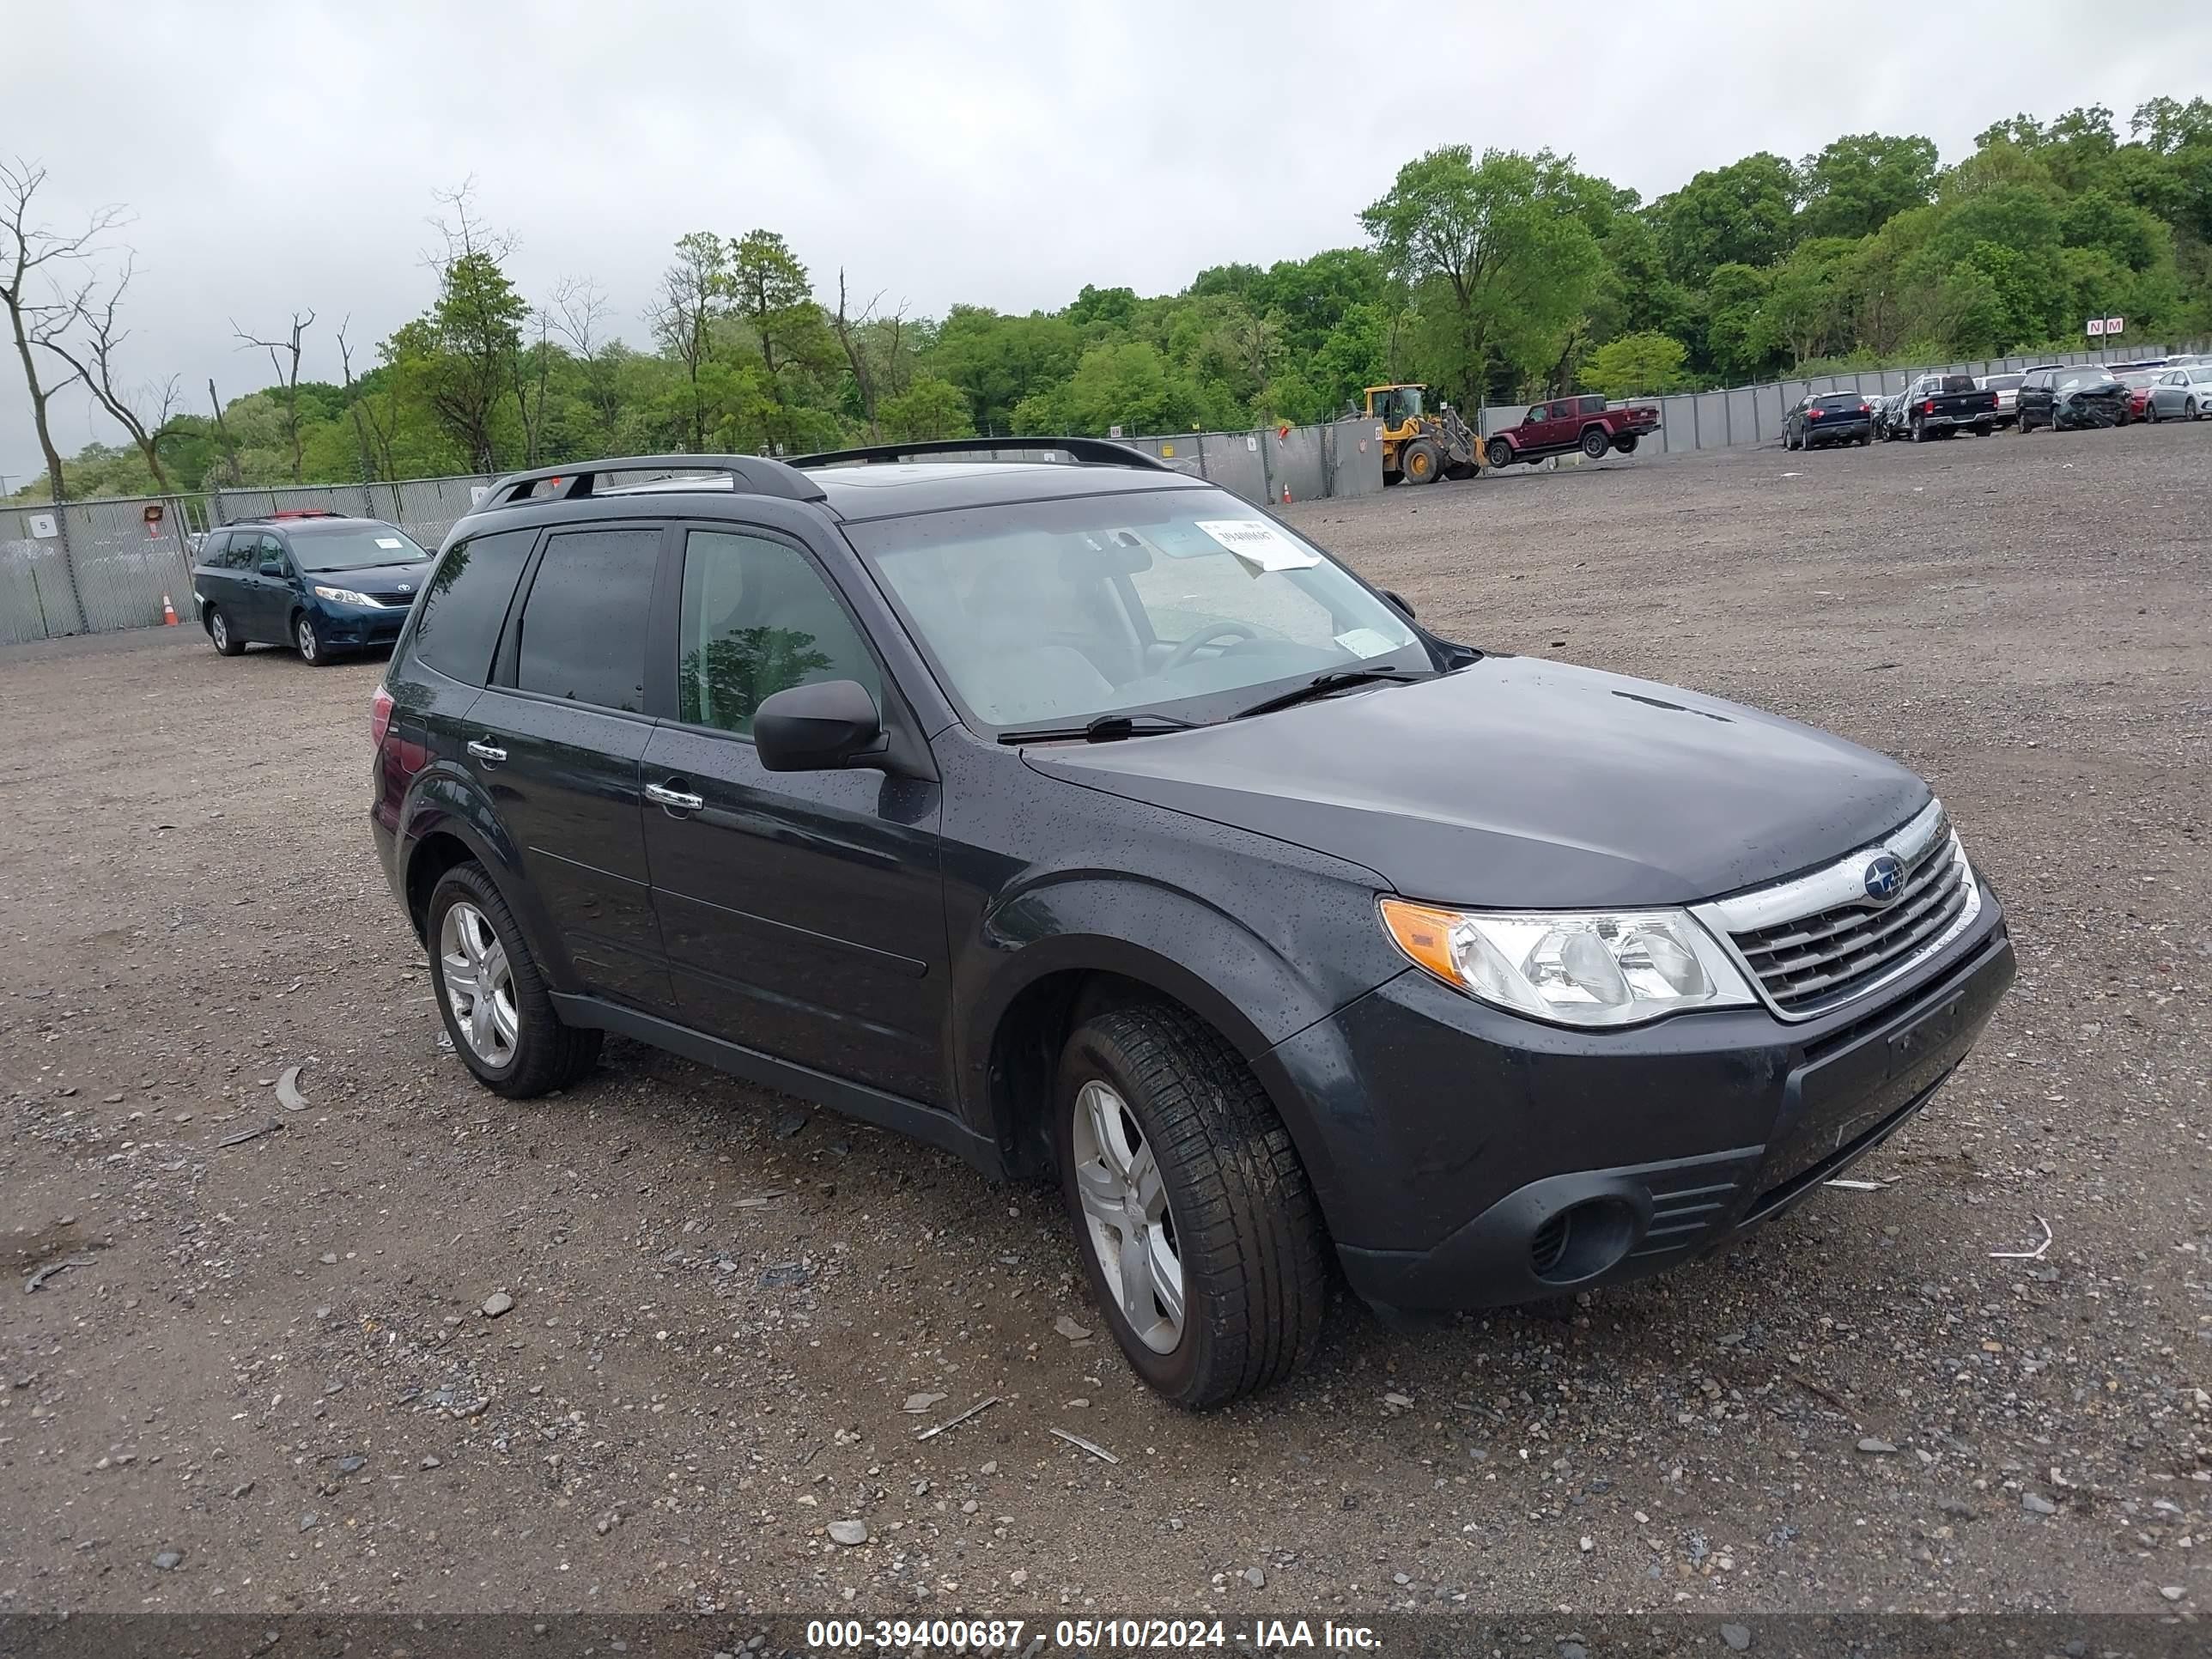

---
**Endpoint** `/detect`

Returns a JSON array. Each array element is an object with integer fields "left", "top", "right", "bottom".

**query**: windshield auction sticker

[{"left": 1195, "top": 519, "right": 1321, "bottom": 573}]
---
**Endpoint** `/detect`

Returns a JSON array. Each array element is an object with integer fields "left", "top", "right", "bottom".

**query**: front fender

[
  {"left": 398, "top": 764, "right": 575, "bottom": 990},
  {"left": 958, "top": 872, "right": 1394, "bottom": 1222}
]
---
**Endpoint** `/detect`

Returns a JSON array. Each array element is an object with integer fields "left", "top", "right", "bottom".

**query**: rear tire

[
  {"left": 1579, "top": 427, "right": 1609, "bottom": 460},
  {"left": 1973, "top": 421, "right": 1992, "bottom": 438},
  {"left": 1611, "top": 433, "right": 1638, "bottom": 454},
  {"left": 1054, "top": 1004, "right": 1327, "bottom": 1410},
  {"left": 426, "top": 862, "right": 602, "bottom": 1099},
  {"left": 206, "top": 606, "right": 245, "bottom": 657}
]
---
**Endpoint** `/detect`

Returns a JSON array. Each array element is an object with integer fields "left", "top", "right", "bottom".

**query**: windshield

[
  {"left": 846, "top": 488, "right": 1427, "bottom": 731},
  {"left": 290, "top": 526, "right": 429, "bottom": 571},
  {"left": 1814, "top": 394, "right": 1864, "bottom": 409}
]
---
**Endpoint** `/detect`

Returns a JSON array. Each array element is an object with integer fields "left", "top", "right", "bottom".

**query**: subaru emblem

[{"left": 1863, "top": 853, "right": 1905, "bottom": 903}]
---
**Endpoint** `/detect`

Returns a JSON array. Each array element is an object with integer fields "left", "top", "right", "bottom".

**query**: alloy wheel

[
  {"left": 440, "top": 900, "right": 519, "bottom": 1066},
  {"left": 1069, "top": 1078, "right": 1185, "bottom": 1354},
  {"left": 210, "top": 612, "right": 228, "bottom": 652},
  {"left": 296, "top": 618, "right": 319, "bottom": 662}
]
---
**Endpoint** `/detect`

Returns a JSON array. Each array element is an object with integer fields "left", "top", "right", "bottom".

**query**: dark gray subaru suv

[{"left": 369, "top": 443, "right": 2014, "bottom": 1407}]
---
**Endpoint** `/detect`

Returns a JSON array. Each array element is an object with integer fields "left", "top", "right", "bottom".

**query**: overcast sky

[{"left": 5, "top": 0, "right": 2206, "bottom": 487}]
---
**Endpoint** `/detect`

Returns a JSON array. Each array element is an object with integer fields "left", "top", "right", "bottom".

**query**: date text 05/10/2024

[{"left": 803, "top": 1618, "right": 1381, "bottom": 1650}]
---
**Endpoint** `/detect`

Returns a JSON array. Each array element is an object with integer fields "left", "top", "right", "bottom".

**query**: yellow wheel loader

[{"left": 1363, "top": 384, "right": 1482, "bottom": 484}]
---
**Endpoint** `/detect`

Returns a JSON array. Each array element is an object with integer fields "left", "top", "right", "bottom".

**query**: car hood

[
  {"left": 306, "top": 560, "right": 433, "bottom": 598},
  {"left": 1025, "top": 656, "right": 1930, "bottom": 908}
]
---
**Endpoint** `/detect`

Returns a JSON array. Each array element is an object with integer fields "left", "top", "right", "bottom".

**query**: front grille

[{"left": 1729, "top": 830, "right": 1970, "bottom": 1015}]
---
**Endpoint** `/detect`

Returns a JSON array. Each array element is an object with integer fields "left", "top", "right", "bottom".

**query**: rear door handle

[
  {"left": 645, "top": 781, "right": 704, "bottom": 813},
  {"left": 466, "top": 739, "right": 507, "bottom": 765}
]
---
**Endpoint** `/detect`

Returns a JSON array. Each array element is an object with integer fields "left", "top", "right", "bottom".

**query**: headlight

[
  {"left": 1379, "top": 898, "right": 1757, "bottom": 1029},
  {"left": 313, "top": 584, "right": 374, "bottom": 605}
]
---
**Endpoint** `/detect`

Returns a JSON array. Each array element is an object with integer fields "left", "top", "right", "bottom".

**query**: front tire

[
  {"left": 1486, "top": 436, "right": 1515, "bottom": 470},
  {"left": 2191, "top": 398, "right": 2202, "bottom": 421},
  {"left": 1054, "top": 1005, "right": 1326, "bottom": 1409},
  {"left": 1401, "top": 438, "right": 1441, "bottom": 484},
  {"left": 426, "top": 862, "right": 602, "bottom": 1098},
  {"left": 294, "top": 613, "right": 331, "bottom": 666},
  {"left": 207, "top": 606, "right": 245, "bottom": 657}
]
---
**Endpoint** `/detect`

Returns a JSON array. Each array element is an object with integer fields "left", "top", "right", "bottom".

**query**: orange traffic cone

[
  {"left": 1280, "top": 485, "right": 1291, "bottom": 504},
  {"left": 161, "top": 593, "right": 179, "bottom": 625}
]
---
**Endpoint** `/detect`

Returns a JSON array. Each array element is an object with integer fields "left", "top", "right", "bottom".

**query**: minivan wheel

[
  {"left": 294, "top": 614, "right": 329, "bottom": 665},
  {"left": 1054, "top": 1004, "right": 1327, "bottom": 1408},
  {"left": 426, "top": 862, "right": 602, "bottom": 1098},
  {"left": 207, "top": 606, "right": 244, "bottom": 657}
]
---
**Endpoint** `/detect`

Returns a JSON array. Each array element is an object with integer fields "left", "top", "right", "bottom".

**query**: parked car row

[{"left": 1798, "top": 356, "right": 2209, "bottom": 453}]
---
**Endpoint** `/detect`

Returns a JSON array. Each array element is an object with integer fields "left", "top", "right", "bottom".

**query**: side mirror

[
  {"left": 1381, "top": 588, "right": 1415, "bottom": 621},
  {"left": 259, "top": 557, "right": 286, "bottom": 578},
  {"left": 754, "top": 679, "right": 885, "bottom": 773}
]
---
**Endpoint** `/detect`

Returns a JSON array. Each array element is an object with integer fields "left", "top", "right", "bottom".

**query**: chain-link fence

[
  {"left": 1, "top": 474, "right": 496, "bottom": 644},
  {"left": 0, "top": 430, "right": 1405, "bottom": 645}
]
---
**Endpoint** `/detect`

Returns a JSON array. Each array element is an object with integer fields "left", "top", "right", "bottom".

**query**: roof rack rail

[
  {"left": 224, "top": 508, "right": 345, "bottom": 524},
  {"left": 474, "top": 454, "right": 827, "bottom": 511},
  {"left": 788, "top": 435, "right": 1176, "bottom": 472}
]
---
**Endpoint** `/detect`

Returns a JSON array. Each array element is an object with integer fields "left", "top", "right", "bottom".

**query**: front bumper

[
  {"left": 1272, "top": 888, "right": 2013, "bottom": 1312},
  {"left": 315, "top": 601, "right": 410, "bottom": 649}
]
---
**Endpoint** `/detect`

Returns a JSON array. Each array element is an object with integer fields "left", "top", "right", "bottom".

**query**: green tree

[
  {"left": 878, "top": 376, "right": 975, "bottom": 441},
  {"left": 1754, "top": 237, "right": 1857, "bottom": 367},
  {"left": 1653, "top": 152, "right": 1800, "bottom": 284},
  {"left": 1796, "top": 133, "right": 1939, "bottom": 240},
  {"left": 1580, "top": 331, "right": 1687, "bottom": 398},
  {"left": 1360, "top": 145, "right": 1605, "bottom": 407}
]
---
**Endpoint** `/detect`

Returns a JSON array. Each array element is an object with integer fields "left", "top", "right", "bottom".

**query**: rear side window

[
  {"left": 198, "top": 532, "right": 231, "bottom": 568},
  {"left": 514, "top": 527, "right": 659, "bottom": 713},
  {"left": 408, "top": 528, "right": 535, "bottom": 688}
]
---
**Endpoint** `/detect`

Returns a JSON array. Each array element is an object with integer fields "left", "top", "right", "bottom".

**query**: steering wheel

[{"left": 1160, "top": 622, "right": 1261, "bottom": 672}]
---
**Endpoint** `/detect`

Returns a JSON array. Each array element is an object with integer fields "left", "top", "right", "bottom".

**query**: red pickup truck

[{"left": 1485, "top": 394, "right": 1660, "bottom": 468}]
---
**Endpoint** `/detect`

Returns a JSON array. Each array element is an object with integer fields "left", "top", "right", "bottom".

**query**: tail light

[
  {"left": 1858, "top": 403, "right": 1869, "bottom": 412},
  {"left": 370, "top": 683, "right": 394, "bottom": 749},
  {"left": 1923, "top": 399, "right": 1937, "bottom": 415},
  {"left": 1808, "top": 408, "right": 1822, "bottom": 419}
]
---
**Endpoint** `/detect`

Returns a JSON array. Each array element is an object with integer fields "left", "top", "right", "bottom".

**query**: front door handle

[
  {"left": 466, "top": 739, "right": 507, "bottom": 765},
  {"left": 645, "top": 781, "right": 704, "bottom": 813}
]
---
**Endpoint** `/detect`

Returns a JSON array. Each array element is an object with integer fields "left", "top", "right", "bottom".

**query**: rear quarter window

[{"left": 404, "top": 528, "right": 536, "bottom": 689}]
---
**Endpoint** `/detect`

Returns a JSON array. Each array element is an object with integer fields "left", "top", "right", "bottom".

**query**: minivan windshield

[
  {"left": 847, "top": 488, "right": 1429, "bottom": 731},
  {"left": 289, "top": 526, "right": 429, "bottom": 571}
]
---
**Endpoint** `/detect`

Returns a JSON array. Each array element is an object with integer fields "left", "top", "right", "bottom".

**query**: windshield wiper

[
  {"left": 1229, "top": 666, "right": 1436, "bottom": 722},
  {"left": 997, "top": 713, "right": 1199, "bottom": 745}
]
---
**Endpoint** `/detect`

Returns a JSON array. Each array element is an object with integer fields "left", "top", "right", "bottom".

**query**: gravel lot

[{"left": 3, "top": 425, "right": 2208, "bottom": 1622}]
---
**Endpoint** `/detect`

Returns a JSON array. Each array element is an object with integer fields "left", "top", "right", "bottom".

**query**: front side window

[
  {"left": 514, "top": 527, "right": 659, "bottom": 713},
  {"left": 848, "top": 488, "right": 1425, "bottom": 730},
  {"left": 252, "top": 533, "right": 287, "bottom": 573},
  {"left": 677, "top": 530, "right": 879, "bottom": 737}
]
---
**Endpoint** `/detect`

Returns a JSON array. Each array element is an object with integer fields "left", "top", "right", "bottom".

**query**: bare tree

[
  {"left": 549, "top": 275, "right": 619, "bottom": 437},
  {"left": 40, "top": 257, "right": 184, "bottom": 489},
  {"left": 232, "top": 307, "right": 316, "bottom": 483},
  {"left": 422, "top": 179, "right": 525, "bottom": 472},
  {"left": 335, "top": 314, "right": 386, "bottom": 483},
  {"left": 647, "top": 233, "right": 726, "bottom": 452},
  {"left": 2, "top": 158, "right": 125, "bottom": 501},
  {"left": 514, "top": 304, "right": 555, "bottom": 467},
  {"left": 832, "top": 268, "right": 885, "bottom": 441},
  {"left": 205, "top": 378, "right": 242, "bottom": 485}
]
